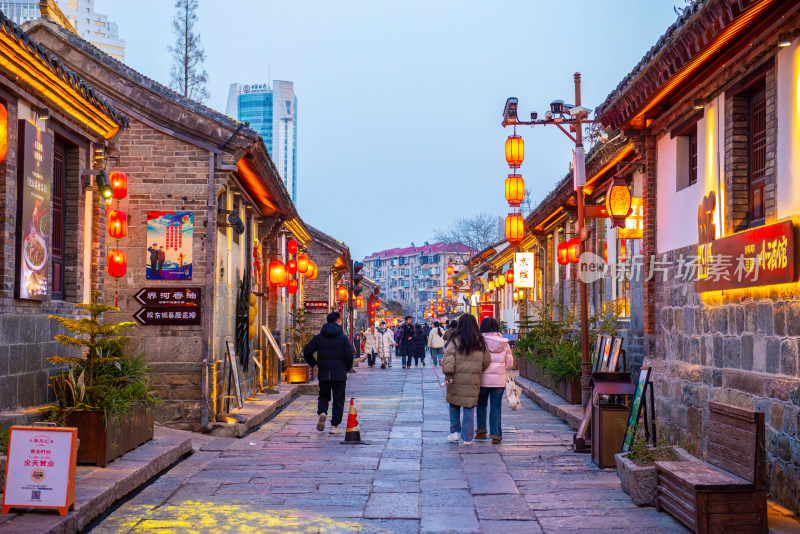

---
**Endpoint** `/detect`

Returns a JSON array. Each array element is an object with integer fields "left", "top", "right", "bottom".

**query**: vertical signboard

[
  {"left": 16, "top": 121, "right": 53, "bottom": 300},
  {"left": 514, "top": 252, "right": 534, "bottom": 288},
  {"left": 146, "top": 211, "right": 193, "bottom": 280}
]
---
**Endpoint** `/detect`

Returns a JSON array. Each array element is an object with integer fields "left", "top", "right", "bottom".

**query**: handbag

[{"left": 505, "top": 373, "right": 521, "bottom": 411}]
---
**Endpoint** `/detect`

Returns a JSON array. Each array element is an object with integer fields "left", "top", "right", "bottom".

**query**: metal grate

[
  {"left": 52, "top": 145, "right": 65, "bottom": 298},
  {"left": 749, "top": 95, "right": 766, "bottom": 221}
]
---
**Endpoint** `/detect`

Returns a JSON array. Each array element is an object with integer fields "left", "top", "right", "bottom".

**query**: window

[
  {"left": 749, "top": 89, "right": 767, "bottom": 223},
  {"left": 689, "top": 129, "right": 698, "bottom": 186},
  {"left": 51, "top": 143, "right": 66, "bottom": 300},
  {"left": 673, "top": 117, "right": 700, "bottom": 191}
]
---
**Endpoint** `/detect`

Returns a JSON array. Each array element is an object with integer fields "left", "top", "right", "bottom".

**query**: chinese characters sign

[
  {"left": 304, "top": 301, "right": 329, "bottom": 314},
  {"left": 694, "top": 221, "right": 794, "bottom": 292},
  {"left": 15, "top": 121, "right": 53, "bottom": 300},
  {"left": 514, "top": 252, "right": 534, "bottom": 288},
  {"left": 133, "top": 287, "right": 202, "bottom": 326},
  {"left": 618, "top": 197, "right": 643, "bottom": 239},
  {"left": 146, "top": 211, "right": 193, "bottom": 280},
  {"left": 2, "top": 427, "right": 77, "bottom": 515}
]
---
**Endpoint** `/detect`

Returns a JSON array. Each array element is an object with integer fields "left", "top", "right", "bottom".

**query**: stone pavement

[{"left": 87, "top": 363, "right": 686, "bottom": 533}]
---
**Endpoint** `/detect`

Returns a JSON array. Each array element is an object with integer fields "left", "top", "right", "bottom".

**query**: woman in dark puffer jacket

[{"left": 413, "top": 324, "right": 427, "bottom": 367}]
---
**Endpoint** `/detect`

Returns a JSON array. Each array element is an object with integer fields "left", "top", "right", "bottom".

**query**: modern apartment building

[
  {"left": 363, "top": 242, "right": 472, "bottom": 320},
  {"left": 1, "top": 0, "right": 125, "bottom": 61},
  {"left": 226, "top": 81, "right": 298, "bottom": 203}
]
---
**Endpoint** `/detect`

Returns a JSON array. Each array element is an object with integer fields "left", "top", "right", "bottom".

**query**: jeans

[
  {"left": 413, "top": 354, "right": 425, "bottom": 366},
  {"left": 449, "top": 404, "right": 474, "bottom": 442},
  {"left": 430, "top": 347, "right": 443, "bottom": 365},
  {"left": 476, "top": 387, "right": 504, "bottom": 439},
  {"left": 400, "top": 344, "right": 413, "bottom": 367},
  {"left": 367, "top": 352, "right": 376, "bottom": 367},
  {"left": 318, "top": 380, "right": 347, "bottom": 427}
]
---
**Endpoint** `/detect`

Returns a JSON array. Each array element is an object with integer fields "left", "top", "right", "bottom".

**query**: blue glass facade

[{"left": 238, "top": 92, "right": 273, "bottom": 153}]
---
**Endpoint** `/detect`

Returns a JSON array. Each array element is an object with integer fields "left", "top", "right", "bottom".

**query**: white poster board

[
  {"left": 514, "top": 253, "right": 534, "bottom": 288},
  {"left": 2, "top": 426, "right": 77, "bottom": 516}
]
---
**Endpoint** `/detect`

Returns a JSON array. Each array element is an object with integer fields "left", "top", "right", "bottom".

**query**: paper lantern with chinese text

[
  {"left": 505, "top": 174, "right": 525, "bottom": 208},
  {"left": 110, "top": 171, "right": 127, "bottom": 200},
  {"left": 446, "top": 277, "right": 453, "bottom": 287},
  {"left": 606, "top": 175, "right": 632, "bottom": 229},
  {"left": 107, "top": 209, "right": 127, "bottom": 239},
  {"left": 337, "top": 285, "right": 348, "bottom": 301},
  {"left": 297, "top": 253, "right": 309, "bottom": 273},
  {"left": 557, "top": 242, "right": 569, "bottom": 265},
  {"left": 305, "top": 260, "right": 318, "bottom": 280},
  {"left": 506, "top": 269, "right": 514, "bottom": 283},
  {"left": 505, "top": 134, "right": 524, "bottom": 169},
  {"left": 287, "top": 278, "right": 298, "bottom": 294},
  {"left": 107, "top": 249, "right": 126, "bottom": 278},
  {"left": 567, "top": 238, "right": 580, "bottom": 263},
  {"left": 287, "top": 239, "right": 298, "bottom": 254},
  {"left": 269, "top": 260, "right": 288, "bottom": 286},
  {"left": 505, "top": 213, "right": 524, "bottom": 246},
  {"left": 287, "top": 259, "right": 297, "bottom": 274},
  {"left": 446, "top": 264, "right": 454, "bottom": 276},
  {"left": 0, "top": 104, "right": 6, "bottom": 162}
]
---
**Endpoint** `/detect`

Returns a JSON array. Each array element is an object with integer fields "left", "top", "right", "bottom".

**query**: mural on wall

[{"left": 146, "top": 211, "right": 193, "bottom": 280}]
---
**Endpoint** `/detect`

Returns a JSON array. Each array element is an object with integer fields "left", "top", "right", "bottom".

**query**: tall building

[
  {"left": 363, "top": 242, "right": 473, "bottom": 321},
  {"left": 226, "top": 81, "right": 298, "bottom": 203},
  {"left": 0, "top": 0, "right": 125, "bottom": 61}
]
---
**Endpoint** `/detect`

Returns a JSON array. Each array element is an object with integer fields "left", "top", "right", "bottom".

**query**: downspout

[{"left": 202, "top": 150, "right": 217, "bottom": 430}]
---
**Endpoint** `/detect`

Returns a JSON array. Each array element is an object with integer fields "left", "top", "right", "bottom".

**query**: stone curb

[
  {"left": 0, "top": 427, "right": 192, "bottom": 534},
  {"left": 514, "top": 375, "right": 584, "bottom": 430}
]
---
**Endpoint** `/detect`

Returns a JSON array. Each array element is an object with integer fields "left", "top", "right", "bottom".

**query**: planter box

[
  {"left": 286, "top": 363, "right": 311, "bottom": 383},
  {"left": 556, "top": 376, "right": 582, "bottom": 405},
  {"left": 65, "top": 405, "right": 154, "bottom": 467},
  {"left": 615, "top": 447, "right": 694, "bottom": 507},
  {"left": 519, "top": 359, "right": 581, "bottom": 404}
]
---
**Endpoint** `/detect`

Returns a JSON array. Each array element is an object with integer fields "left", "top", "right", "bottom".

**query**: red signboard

[
  {"left": 304, "top": 301, "right": 329, "bottom": 314},
  {"left": 479, "top": 304, "right": 494, "bottom": 324},
  {"left": 694, "top": 220, "right": 794, "bottom": 292}
]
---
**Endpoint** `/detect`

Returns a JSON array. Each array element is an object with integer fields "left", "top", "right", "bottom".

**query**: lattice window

[{"left": 749, "top": 92, "right": 766, "bottom": 223}]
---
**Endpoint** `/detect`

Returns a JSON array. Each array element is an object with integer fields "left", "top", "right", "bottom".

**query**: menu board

[{"left": 15, "top": 121, "right": 53, "bottom": 300}]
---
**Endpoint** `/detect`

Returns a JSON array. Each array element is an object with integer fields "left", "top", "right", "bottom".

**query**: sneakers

[
  {"left": 446, "top": 432, "right": 460, "bottom": 442},
  {"left": 317, "top": 413, "right": 327, "bottom": 432},
  {"left": 329, "top": 426, "right": 342, "bottom": 435},
  {"left": 380, "top": 364, "right": 386, "bottom": 369},
  {"left": 462, "top": 441, "right": 473, "bottom": 445}
]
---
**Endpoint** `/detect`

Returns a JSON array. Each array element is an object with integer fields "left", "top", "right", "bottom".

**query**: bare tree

[
  {"left": 168, "top": 0, "right": 209, "bottom": 103},
  {"left": 433, "top": 213, "right": 499, "bottom": 260},
  {"left": 386, "top": 299, "right": 408, "bottom": 318}
]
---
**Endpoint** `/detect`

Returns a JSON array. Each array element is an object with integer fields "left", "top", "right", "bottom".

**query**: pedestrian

[
  {"left": 303, "top": 312, "right": 355, "bottom": 435},
  {"left": 427, "top": 320, "right": 445, "bottom": 366},
  {"left": 398, "top": 316, "right": 415, "bottom": 369},
  {"left": 443, "top": 319, "right": 457, "bottom": 342},
  {"left": 376, "top": 321, "right": 396, "bottom": 369},
  {"left": 476, "top": 317, "right": 514, "bottom": 444},
  {"left": 157, "top": 246, "right": 166, "bottom": 277},
  {"left": 147, "top": 243, "right": 159, "bottom": 278},
  {"left": 353, "top": 329, "right": 363, "bottom": 363},
  {"left": 363, "top": 325, "right": 378, "bottom": 367},
  {"left": 441, "top": 314, "right": 491, "bottom": 445},
  {"left": 388, "top": 325, "right": 397, "bottom": 367},
  {"left": 413, "top": 323, "right": 427, "bottom": 367}
]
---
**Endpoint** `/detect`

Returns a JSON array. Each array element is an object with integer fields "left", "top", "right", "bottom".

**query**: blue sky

[{"left": 104, "top": 0, "right": 686, "bottom": 260}]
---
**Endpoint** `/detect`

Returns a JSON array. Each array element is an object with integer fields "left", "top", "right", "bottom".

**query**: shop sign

[
  {"left": 15, "top": 121, "right": 53, "bottom": 300},
  {"left": 304, "top": 300, "right": 328, "bottom": 314},
  {"left": 695, "top": 220, "right": 794, "bottom": 292},
  {"left": 618, "top": 197, "right": 643, "bottom": 239},
  {"left": 146, "top": 211, "right": 193, "bottom": 280},
  {"left": 135, "top": 287, "right": 201, "bottom": 306},
  {"left": 479, "top": 304, "right": 494, "bottom": 323},
  {"left": 133, "top": 287, "right": 201, "bottom": 326},
  {"left": 514, "top": 252, "right": 534, "bottom": 288},
  {"left": 1, "top": 426, "right": 77, "bottom": 516}
]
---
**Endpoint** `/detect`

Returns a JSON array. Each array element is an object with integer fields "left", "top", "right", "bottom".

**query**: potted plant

[
  {"left": 286, "top": 306, "right": 314, "bottom": 383},
  {"left": 47, "top": 292, "right": 160, "bottom": 467}
]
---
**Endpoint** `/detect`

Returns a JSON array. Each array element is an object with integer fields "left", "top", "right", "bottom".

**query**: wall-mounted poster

[
  {"left": 15, "top": 121, "right": 53, "bottom": 300},
  {"left": 146, "top": 212, "right": 193, "bottom": 280}
]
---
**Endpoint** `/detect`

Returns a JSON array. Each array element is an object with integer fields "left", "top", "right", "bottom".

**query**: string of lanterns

[
  {"left": 268, "top": 238, "right": 317, "bottom": 293},
  {"left": 106, "top": 171, "right": 128, "bottom": 278},
  {"left": 504, "top": 133, "right": 525, "bottom": 247}
]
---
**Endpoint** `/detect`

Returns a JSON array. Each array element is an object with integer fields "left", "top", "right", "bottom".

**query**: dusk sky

[{"left": 105, "top": 0, "right": 686, "bottom": 260}]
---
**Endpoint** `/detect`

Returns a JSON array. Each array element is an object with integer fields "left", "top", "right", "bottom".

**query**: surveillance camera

[
  {"left": 502, "top": 97, "right": 519, "bottom": 127},
  {"left": 530, "top": 112, "right": 538, "bottom": 121},
  {"left": 550, "top": 100, "right": 565, "bottom": 114},
  {"left": 544, "top": 110, "right": 553, "bottom": 121}
]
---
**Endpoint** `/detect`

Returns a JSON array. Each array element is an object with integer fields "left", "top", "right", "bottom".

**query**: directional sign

[
  {"left": 134, "top": 287, "right": 201, "bottom": 306},
  {"left": 134, "top": 306, "right": 201, "bottom": 326}
]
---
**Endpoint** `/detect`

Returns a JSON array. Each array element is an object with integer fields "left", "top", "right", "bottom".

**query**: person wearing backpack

[
  {"left": 427, "top": 321, "right": 446, "bottom": 366},
  {"left": 476, "top": 317, "right": 514, "bottom": 444}
]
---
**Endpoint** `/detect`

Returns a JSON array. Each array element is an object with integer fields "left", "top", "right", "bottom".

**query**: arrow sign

[
  {"left": 134, "top": 287, "right": 201, "bottom": 306},
  {"left": 134, "top": 306, "right": 201, "bottom": 326}
]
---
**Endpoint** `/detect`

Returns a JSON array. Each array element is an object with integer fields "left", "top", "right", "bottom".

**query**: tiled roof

[{"left": 364, "top": 242, "right": 473, "bottom": 260}]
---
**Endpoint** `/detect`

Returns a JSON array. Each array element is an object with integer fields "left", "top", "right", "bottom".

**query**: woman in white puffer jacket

[{"left": 476, "top": 317, "right": 514, "bottom": 444}]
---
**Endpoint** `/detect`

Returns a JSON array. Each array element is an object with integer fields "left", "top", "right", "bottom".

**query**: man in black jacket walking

[
  {"left": 398, "top": 316, "right": 415, "bottom": 369},
  {"left": 303, "top": 312, "right": 355, "bottom": 435}
]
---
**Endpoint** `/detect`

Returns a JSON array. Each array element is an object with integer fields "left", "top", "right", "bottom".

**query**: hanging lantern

[
  {"left": 557, "top": 242, "right": 569, "bottom": 265},
  {"left": 0, "top": 103, "right": 6, "bottom": 163},
  {"left": 506, "top": 269, "right": 514, "bottom": 284},
  {"left": 107, "top": 249, "right": 127, "bottom": 278},
  {"left": 489, "top": 281, "right": 495, "bottom": 291},
  {"left": 497, "top": 274, "right": 506, "bottom": 287},
  {"left": 505, "top": 213, "right": 524, "bottom": 246},
  {"left": 337, "top": 285, "right": 348, "bottom": 302},
  {"left": 505, "top": 134, "right": 524, "bottom": 169},
  {"left": 567, "top": 238, "right": 580, "bottom": 263},
  {"left": 512, "top": 292, "right": 518, "bottom": 302},
  {"left": 446, "top": 277, "right": 453, "bottom": 287},
  {"left": 357, "top": 296, "right": 364, "bottom": 308},
  {"left": 438, "top": 288, "right": 443, "bottom": 297},
  {"left": 446, "top": 264, "right": 454, "bottom": 276},
  {"left": 305, "top": 260, "right": 318, "bottom": 280},
  {"left": 107, "top": 209, "right": 128, "bottom": 239},
  {"left": 269, "top": 259, "right": 288, "bottom": 286},
  {"left": 109, "top": 171, "right": 127, "bottom": 200},
  {"left": 446, "top": 288, "right": 453, "bottom": 299},
  {"left": 373, "top": 301, "right": 380, "bottom": 309},
  {"left": 505, "top": 173, "right": 525, "bottom": 208},
  {"left": 437, "top": 297, "right": 443, "bottom": 304},
  {"left": 287, "top": 239, "right": 298, "bottom": 254},
  {"left": 287, "top": 278, "right": 298, "bottom": 294},
  {"left": 287, "top": 259, "right": 297, "bottom": 274},
  {"left": 297, "top": 253, "right": 309, "bottom": 273},
  {"left": 606, "top": 175, "right": 632, "bottom": 229}
]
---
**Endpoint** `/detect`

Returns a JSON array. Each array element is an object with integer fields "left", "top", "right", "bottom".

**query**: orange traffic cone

[{"left": 341, "top": 398, "right": 368, "bottom": 444}]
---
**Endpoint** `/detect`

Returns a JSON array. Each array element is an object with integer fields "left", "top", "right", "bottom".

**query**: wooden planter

[
  {"left": 65, "top": 405, "right": 154, "bottom": 467},
  {"left": 556, "top": 376, "right": 582, "bottom": 405},
  {"left": 286, "top": 363, "right": 311, "bottom": 383}
]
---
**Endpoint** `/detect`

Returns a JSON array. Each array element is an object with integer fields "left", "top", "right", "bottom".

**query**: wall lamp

[
  {"left": 218, "top": 209, "right": 245, "bottom": 234},
  {"left": 778, "top": 30, "right": 798, "bottom": 47},
  {"left": 81, "top": 169, "right": 113, "bottom": 199}
]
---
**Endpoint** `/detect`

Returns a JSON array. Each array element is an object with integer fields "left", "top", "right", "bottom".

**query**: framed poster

[
  {"left": 146, "top": 211, "right": 193, "bottom": 280},
  {"left": 15, "top": 121, "right": 53, "bottom": 300},
  {"left": 226, "top": 340, "right": 243, "bottom": 409},
  {"left": 607, "top": 337, "right": 624, "bottom": 372},
  {"left": 598, "top": 335, "right": 613, "bottom": 371},
  {"left": 2, "top": 426, "right": 77, "bottom": 516},
  {"left": 591, "top": 336, "right": 604, "bottom": 372},
  {"left": 622, "top": 367, "right": 651, "bottom": 452}
]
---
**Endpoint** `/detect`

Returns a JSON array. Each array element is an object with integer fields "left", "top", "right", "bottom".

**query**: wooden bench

[{"left": 655, "top": 402, "right": 767, "bottom": 533}]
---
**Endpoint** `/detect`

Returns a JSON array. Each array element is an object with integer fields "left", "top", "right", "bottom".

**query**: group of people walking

[{"left": 303, "top": 311, "right": 514, "bottom": 444}]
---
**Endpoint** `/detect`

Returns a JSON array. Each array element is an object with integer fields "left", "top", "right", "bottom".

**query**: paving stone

[
  {"left": 474, "top": 494, "right": 536, "bottom": 520},
  {"left": 481, "top": 519, "right": 544, "bottom": 533},
  {"left": 420, "top": 506, "right": 480, "bottom": 533},
  {"left": 364, "top": 491, "right": 420, "bottom": 519}
]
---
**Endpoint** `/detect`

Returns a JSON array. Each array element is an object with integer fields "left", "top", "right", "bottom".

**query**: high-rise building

[
  {"left": 0, "top": 0, "right": 125, "bottom": 61},
  {"left": 226, "top": 81, "right": 298, "bottom": 204}
]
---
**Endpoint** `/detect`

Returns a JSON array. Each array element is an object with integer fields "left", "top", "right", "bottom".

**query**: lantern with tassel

[
  {"left": 297, "top": 253, "right": 309, "bottom": 273},
  {"left": 108, "top": 249, "right": 127, "bottom": 278},
  {"left": 107, "top": 209, "right": 127, "bottom": 239},
  {"left": 110, "top": 171, "right": 128, "bottom": 200}
]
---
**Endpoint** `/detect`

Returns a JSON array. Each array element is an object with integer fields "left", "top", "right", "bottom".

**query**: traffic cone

[{"left": 341, "top": 398, "right": 367, "bottom": 444}]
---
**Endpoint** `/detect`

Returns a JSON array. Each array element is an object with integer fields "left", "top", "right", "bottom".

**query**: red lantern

[
  {"left": 337, "top": 285, "right": 348, "bottom": 302},
  {"left": 287, "top": 278, "right": 298, "bottom": 294},
  {"left": 446, "top": 288, "right": 453, "bottom": 299},
  {"left": 297, "top": 253, "right": 309, "bottom": 273},
  {"left": 505, "top": 213, "right": 524, "bottom": 246},
  {"left": 505, "top": 134, "right": 524, "bottom": 169},
  {"left": 606, "top": 175, "right": 632, "bottom": 229},
  {"left": 446, "top": 277, "right": 453, "bottom": 287},
  {"left": 269, "top": 260, "right": 288, "bottom": 286},
  {"left": 306, "top": 260, "right": 318, "bottom": 280},
  {"left": 567, "top": 238, "right": 580, "bottom": 263},
  {"left": 110, "top": 171, "right": 128, "bottom": 200},
  {"left": 373, "top": 301, "right": 380, "bottom": 309},
  {"left": 506, "top": 269, "right": 514, "bottom": 284},
  {"left": 0, "top": 104, "right": 6, "bottom": 163},
  {"left": 557, "top": 242, "right": 569, "bottom": 265},
  {"left": 107, "top": 209, "right": 127, "bottom": 239},
  {"left": 446, "top": 264, "right": 454, "bottom": 276},
  {"left": 505, "top": 173, "right": 525, "bottom": 208},
  {"left": 107, "top": 249, "right": 126, "bottom": 278},
  {"left": 357, "top": 296, "right": 364, "bottom": 308},
  {"left": 437, "top": 297, "right": 443, "bottom": 304},
  {"left": 287, "top": 239, "right": 298, "bottom": 254},
  {"left": 438, "top": 288, "right": 443, "bottom": 297},
  {"left": 287, "top": 259, "right": 297, "bottom": 274}
]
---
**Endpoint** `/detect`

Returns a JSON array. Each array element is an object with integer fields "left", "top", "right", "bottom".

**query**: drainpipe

[{"left": 201, "top": 150, "right": 217, "bottom": 430}]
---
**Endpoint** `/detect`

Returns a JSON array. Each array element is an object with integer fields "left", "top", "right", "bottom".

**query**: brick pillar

[{"left": 643, "top": 135, "right": 657, "bottom": 356}]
